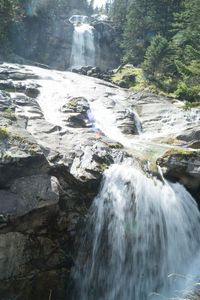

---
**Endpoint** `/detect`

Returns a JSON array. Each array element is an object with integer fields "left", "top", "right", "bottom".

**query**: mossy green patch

[
  {"left": 162, "top": 148, "right": 200, "bottom": 158},
  {"left": 0, "top": 127, "right": 9, "bottom": 140},
  {"left": 112, "top": 66, "right": 147, "bottom": 90},
  {"left": 182, "top": 101, "right": 200, "bottom": 110},
  {"left": 112, "top": 66, "right": 175, "bottom": 95},
  {"left": 112, "top": 65, "right": 200, "bottom": 104},
  {"left": 3, "top": 108, "right": 17, "bottom": 121},
  {"left": 104, "top": 141, "right": 123, "bottom": 149},
  {"left": 97, "top": 163, "right": 109, "bottom": 173}
]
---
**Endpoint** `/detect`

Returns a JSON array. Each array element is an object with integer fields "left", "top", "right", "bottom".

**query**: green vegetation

[
  {"left": 110, "top": 0, "right": 200, "bottom": 102},
  {"left": 162, "top": 148, "right": 200, "bottom": 158},
  {"left": 3, "top": 107, "right": 16, "bottom": 121},
  {"left": 0, "top": 0, "right": 22, "bottom": 46},
  {"left": 112, "top": 66, "right": 146, "bottom": 89},
  {"left": 0, "top": 127, "right": 9, "bottom": 140},
  {"left": 182, "top": 101, "right": 200, "bottom": 110},
  {"left": 112, "top": 65, "right": 173, "bottom": 95}
]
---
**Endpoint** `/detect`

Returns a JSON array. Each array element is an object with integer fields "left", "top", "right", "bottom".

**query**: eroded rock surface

[{"left": 157, "top": 149, "right": 200, "bottom": 202}]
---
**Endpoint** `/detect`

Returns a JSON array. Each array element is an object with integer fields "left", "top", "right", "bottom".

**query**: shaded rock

[
  {"left": 0, "top": 128, "right": 49, "bottom": 188},
  {"left": 70, "top": 144, "right": 113, "bottom": 182},
  {"left": 62, "top": 97, "right": 90, "bottom": 128},
  {"left": 176, "top": 126, "right": 200, "bottom": 149},
  {"left": 25, "top": 86, "right": 40, "bottom": 98},
  {"left": 0, "top": 232, "right": 70, "bottom": 300},
  {"left": 115, "top": 108, "right": 141, "bottom": 135},
  {"left": 0, "top": 64, "right": 37, "bottom": 79},
  {"left": 0, "top": 175, "right": 60, "bottom": 216},
  {"left": 157, "top": 149, "right": 200, "bottom": 201},
  {"left": 71, "top": 65, "right": 113, "bottom": 82}
]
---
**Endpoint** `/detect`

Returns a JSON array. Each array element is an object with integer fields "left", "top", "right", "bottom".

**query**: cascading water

[
  {"left": 72, "top": 163, "right": 200, "bottom": 300},
  {"left": 17, "top": 64, "right": 200, "bottom": 299},
  {"left": 69, "top": 15, "right": 96, "bottom": 69}
]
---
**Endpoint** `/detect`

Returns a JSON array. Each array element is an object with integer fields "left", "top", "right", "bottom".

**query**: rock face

[
  {"left": 9, "top": 13, "right": 119, "bottom": 70},
  {"left": 93, "top": 21, "right": 120, "bottom": 70},
  {"left": 157, "top": 149, "right": 200, "bottom": 202},
  {"left": 0, "top": 62, "right": 199, "bottom": 300},
  {"left": 176, "top": 126, "right": 200, "bottom": 149}
]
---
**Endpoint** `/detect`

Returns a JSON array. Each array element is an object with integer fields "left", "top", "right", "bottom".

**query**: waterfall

[
  {"left": 72, "top": 163, "right": 200, "bottom": 300},
  {"left": 70, "top": 15, "right": 95, "bottom": 69}
]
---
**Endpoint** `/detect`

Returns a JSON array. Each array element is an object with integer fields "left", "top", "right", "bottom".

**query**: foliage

[
  {"left": 22, "top": 0, "right": 91, "bottom": 18},
  {"left": 121, "top": 0, "right": 153, "bottom": 64},
  {"left": 143, "top": 35, "right": 171, "bottom": 77},
  {"left": 112, "top": 65, "right": 145, "bottom": 89},
  {"left": 175, "top": 82, "right": 200, "bottom": 101},
  {"left": 110, "top": 0, "right": 200, "bottom": 102},
  {"left": 3, "top": 107, "right": 16, "bottom": 121},
  {"left": 182, "top": 101, "right": 200, "bottom": 110},
  {"left": 0, "top": 0, "right": 22, "bottom": 44},
  {"left": 0, "top": 127, "right": 9, "bottom": 140}
]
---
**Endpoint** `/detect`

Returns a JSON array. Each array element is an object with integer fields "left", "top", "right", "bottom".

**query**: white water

[
  {"left": 70, "top": 15, "right": 95, "bottom": 69},
  {"left": 73, "top": 163, "right": 200, "bottom": 300}
]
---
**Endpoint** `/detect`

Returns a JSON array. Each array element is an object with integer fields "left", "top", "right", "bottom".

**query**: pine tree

[
  {"left": 111, "top": 0, "right": 129, "bottom": 25},
  {"left": 0, "top": 0, "right": 22, "bottom": 44},
  {"left": 172, "top": 0, "right": 200, "bottom": 100},
  {"left": 143, "top": 34, "right": 171, "bottom": 77},
  {"left": 122, "top": 0, "right": 156, "bottom": 64}
]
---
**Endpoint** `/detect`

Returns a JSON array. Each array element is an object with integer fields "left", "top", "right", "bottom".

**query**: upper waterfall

[
  {"left": 72, "top": 163, "right": 200, "bottom": 300},
  {"left": 69, "top": 15, "right": 96, "bottom": 69}
]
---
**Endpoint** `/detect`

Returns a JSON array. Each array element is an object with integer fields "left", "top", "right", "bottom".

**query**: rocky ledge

[
  {"left": 157, "top": 149, "right": 200, "bottom": 202},
  {"left": 0, "top": 63, "right": 199, "bottom": 300}
]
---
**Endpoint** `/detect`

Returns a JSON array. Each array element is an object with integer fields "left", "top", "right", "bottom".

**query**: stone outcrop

[
  {"left": 72, "top": 66, "right": 113, "bottom": 82},
  {"left": 157, "top": 149, "right": 200, "bottom": 202},
  {"left": 176, "top": 126, "right": 200, "bottom": 149},
  {"left": 93, "top": 21, "right": 120, "bottom": 70}
]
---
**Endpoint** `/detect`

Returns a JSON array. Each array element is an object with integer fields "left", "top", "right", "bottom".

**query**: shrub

[{"left": 175, "top": 82, "right": 200, "bottom": 101}]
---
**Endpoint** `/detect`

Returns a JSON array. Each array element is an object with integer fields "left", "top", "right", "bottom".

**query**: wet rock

[
  {"left": 70, "top": 143, "right": 113, "bottom": 182},
  {"left": 0, "top": 232, "right": 70, "bottom": 300},
  {"left": 0, "top": 132, "right": 49, "bottom": 188},
  {"left": 61, "top": 97, "right": 90, "bottom": 128},
  {"left": 25, "top": 86, "right": 40, "bottom": 98},
  {"left": 157, "top": 149, "right": 200, "bottom": 201},
  {"left": 115, "top": 108, "right": 140, "bottom": 135},
  {"left": 176, "top": 126, "right": 200, "bottom": 149},
  {"left": 71, "top": 65, "right": 113, "bottom": 82}
]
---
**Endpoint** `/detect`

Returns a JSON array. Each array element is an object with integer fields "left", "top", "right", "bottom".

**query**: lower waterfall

[{"left": 72, "top": 163, "right": 200, "bottom": 300}]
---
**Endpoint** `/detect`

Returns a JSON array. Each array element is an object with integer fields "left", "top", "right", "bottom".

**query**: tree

[
  {"left": 122, "top": 0, "right": 155, "bottom": 64},
  {"left": 111, "top": 0, "right": 129, "bottom": 25},
  {"left": 172, "top": 0, "right": 200, "bottom": 100},
  {"left": 143, "top": 34, "right": 171, "bottom": 77},
  {"left": 0, "top": 0, "right": 22, "bottom": 43}
]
